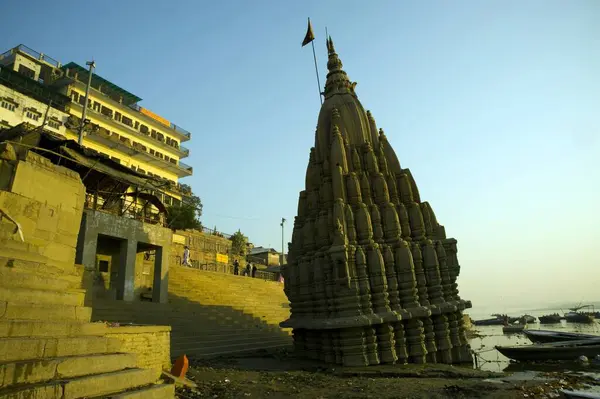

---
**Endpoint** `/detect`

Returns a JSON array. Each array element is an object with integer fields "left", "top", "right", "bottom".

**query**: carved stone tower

[{"left": 280, "top": 38, "right": 473, "bottom": 366}]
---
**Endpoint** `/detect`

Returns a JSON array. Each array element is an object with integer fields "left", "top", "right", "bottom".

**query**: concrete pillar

[
  {"left": 116, "top": 239, "right": 137, "bottom": 301},
  {"left": 75, "top": 213, "right": 98, "bottom": 271},
  {"left": 153, "top": 246, "right": 169, "bottom": 303}
]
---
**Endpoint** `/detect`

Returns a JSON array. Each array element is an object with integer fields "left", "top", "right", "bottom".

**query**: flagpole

[{"left": 310, "top": 40, "right": 322, "bottom": 105}]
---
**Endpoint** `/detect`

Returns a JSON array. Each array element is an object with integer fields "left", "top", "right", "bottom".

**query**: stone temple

[{"left": 281, "top": 38, "right": 473, "bottom": 367}]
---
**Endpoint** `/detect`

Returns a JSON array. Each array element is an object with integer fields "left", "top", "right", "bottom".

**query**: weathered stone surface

[{"left": 281, "top": 37, "right": 472, "bottom": 366}]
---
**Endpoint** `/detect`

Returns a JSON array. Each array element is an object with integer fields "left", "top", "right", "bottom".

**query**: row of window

[
  {"left": 1, "top": 97, "right": 63, "bottom": 129},
  {"left": 71, "top": 91, "right": 181, "bottom": 151}
]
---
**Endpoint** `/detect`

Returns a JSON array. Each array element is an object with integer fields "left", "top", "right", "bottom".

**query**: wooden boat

[
  {"left": 561, "top": 390, "right": 600, "bottom": 399},
  {"left": 473, "top": 317, "right": 505, "bottom": 326},
  {"left": 538, "top": 313, "right": 562, "bottom": 324},
  {"left": 495, "top": 338, "right": 600, "bottom": 361},
  {"left": 524, "top": 329, "right": 599, "bottom": 344},
  {"left": 520, "top": 314, "right": 536, "bottom": 323},
  {"left": 503, "top": 324, "right": 525, "bottom": 334},
  {"left": 565, "top": 312, "right": 595, "bottom": 324}
]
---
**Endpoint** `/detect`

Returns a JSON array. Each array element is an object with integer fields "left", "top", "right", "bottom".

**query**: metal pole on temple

[
  {"left": 302, "top": 18, "right": 322, "bottom": 105},
  {"left": 78, "top": 60, "right": 96, "bottom": 145},
  {"left": 280, "top": 218, "right": 286, "bottom": 265}
]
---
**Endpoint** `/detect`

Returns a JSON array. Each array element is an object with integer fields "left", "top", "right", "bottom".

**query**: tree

[
  {"left": 166, "top": 193, "right": 203, "bottom": 231},
  {"left": 230, "top": 230, "right": 248, "bottom": 256}
]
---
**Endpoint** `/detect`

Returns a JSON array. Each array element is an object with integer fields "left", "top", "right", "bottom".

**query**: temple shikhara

[{"left": 281, "top": 38, "right": 473, "bottom": 366}]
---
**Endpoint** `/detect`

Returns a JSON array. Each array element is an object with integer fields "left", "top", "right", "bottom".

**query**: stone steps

[
  {"left": 0, "top": 353, "right": 136, "bottom": 389},
  {"left": 0, "top": 286, "right": 85, "bottom": 307},
  {"left": 0, "top": 368, "right": 158, "bottom": 399},
  {"left": 0, "top": 320, "right": 108, "bottom": 338},
  {"left": 99, "top": 383, "right": 175, "bottom": 398},
  {"left": 0, "top": 256, "right": 78, "bottom": 279},
  {"left": 0, "top": 336, "right": 120, "bottom": 363},
  {"left": 0, "top": 301, "right": 92, "bottom": 322},
  {"left": 0, "top": 266, "right": 82, "bottom": 291}
]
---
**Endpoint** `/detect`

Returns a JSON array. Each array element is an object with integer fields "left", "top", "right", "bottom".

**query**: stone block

[
  {"left": 62, "top": 368, "right": 157, "bottom": 399},
  {"left": 0, "top": 337, "right": 46, "bottom": 362},
  {"left": 110, "top": 383, "right": 175, "bottom": 399},
  {"left": 0, "top": 286, "right": 85, "bottom": 307}
]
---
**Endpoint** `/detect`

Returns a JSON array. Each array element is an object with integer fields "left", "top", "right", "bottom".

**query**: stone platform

[{"left": 281, "top": 38, "right": 472, "bottom": 367}]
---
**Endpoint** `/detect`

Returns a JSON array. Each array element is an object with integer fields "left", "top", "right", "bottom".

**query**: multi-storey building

[{"left": 0, "top": 45, "right": 192, "bottom": 206}]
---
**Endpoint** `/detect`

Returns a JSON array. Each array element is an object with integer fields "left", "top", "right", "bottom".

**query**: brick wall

[{"left": 104, "top": 325, "right": 171, "bottom": 377}]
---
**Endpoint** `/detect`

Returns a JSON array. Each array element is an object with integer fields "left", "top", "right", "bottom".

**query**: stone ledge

[{"left": 104, "top": 325, "right": 171, "bottom": 334}]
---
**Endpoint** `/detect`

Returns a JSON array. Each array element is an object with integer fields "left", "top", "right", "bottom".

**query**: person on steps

[
  {"left": 233, "top": 259, "right": 240, "bottom": 275},
  {"left": 182, "top": 246, "right": 192, "bottom": 267},
  {"left": 245, "top": 262, "right": 251, "bottom": 277},
  {"left": 251, "top": 263, "right": 257, "bottom": 278}
]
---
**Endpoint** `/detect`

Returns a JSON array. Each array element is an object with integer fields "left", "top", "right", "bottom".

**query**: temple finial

[{"left": 327, "top": 36, "right": 336, "bottom": 54}]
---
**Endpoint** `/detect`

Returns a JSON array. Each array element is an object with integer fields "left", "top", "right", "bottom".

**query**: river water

[{"left": 466, "top": 308, "right": 600, "bottom": 393}]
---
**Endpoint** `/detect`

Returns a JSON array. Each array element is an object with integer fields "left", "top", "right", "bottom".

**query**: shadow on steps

[{"left": 89, "top": 292, "right": 293, "bottom": 361}]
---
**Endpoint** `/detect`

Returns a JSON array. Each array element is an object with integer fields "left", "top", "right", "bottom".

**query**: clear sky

[{"left": 2, "top": 1, "right": 599, "bottom": 310}]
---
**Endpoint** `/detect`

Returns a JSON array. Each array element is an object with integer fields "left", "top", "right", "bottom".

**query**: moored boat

[
  {"left": 503, "top": 324, "right": 526, "bottom": 334},
  {"left": 495, "top": 338, "right": 600, "bottom": 362},
  {"left": 473, "top": 317, "right": 505, "bottom": 326},
  {"left": 520, "top": 314, "right": 536, "bottom": 324},
  {"left": 524, "top": 329, "right": 599, "bottom": 344},
  {"left": 538, "top": 313, "right": 562, "bottom": 324},
  {"left": 565, "top": 312, "right": 595, "bottom": 324}
]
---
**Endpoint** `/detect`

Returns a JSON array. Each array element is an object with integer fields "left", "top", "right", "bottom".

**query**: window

[
  {"left": 156, "top": 132, "right": 164, "bottom": 142},
  {"left": 1, "top": 99, "right": 16, "bottom": 112},
  {"left": 134, "top": 121, "right": 139, "bottom": 129},
  {"left": 18, "top": 64, "right": 36, "bottom": 79},
  {"left": 100, "top": 105, "right": 113, "bottom": 118},
  {"left": 114, "top": 111, "right": 122, "bottom": 122},
  {"left": 110, "top": 156, "right": 120, "bottom": 164},
  {"left": 78, "top": 95, "right": 86, "bottom": 106},
  {"left": 121, "top": 115, "right": 133, "bottom": 127},
  {"left": 98, "top": 260, "right": 109, "bottom": 272},
  {"left": 93, "top": 101, "right": 101, "bottom": 112},
  {"left": 48, "top": 119, "right": 61, "bottom": 130},
  {"left": 71, "top": 92, "right": 80, "bottom": 103},
  {"left": 25, "top": 110, "right": 40, "bottom": 121},
  {"left": 140, "top": 124, "right": 149, "bottom": 134},
  {"left": 150, "top": 129, "right": 157, "bottom": 139},
  {"left": 149, "top": 149, "right": 155, "bottom": 155}
]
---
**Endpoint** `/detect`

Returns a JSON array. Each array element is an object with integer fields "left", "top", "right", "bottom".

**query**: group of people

[
  {"left": 233, "top": 259, "right": 257, "bottom": 278},
  {"left": 182, "top": 246, "right": 260, "bottom": 279}
]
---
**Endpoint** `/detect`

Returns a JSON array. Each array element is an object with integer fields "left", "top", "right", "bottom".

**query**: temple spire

[{"left": 324, "top": 36, "right": 356, "bottom": 99}]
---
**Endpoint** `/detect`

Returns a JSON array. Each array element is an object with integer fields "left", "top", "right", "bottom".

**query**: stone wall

[
  {"left": 171, "top": 229, "right": 235, "bottom": 269},
  {"left": 104, "top": 325, "right": 171, "bottom": 378},
  {"left": 0, "top": 148, "right": 85, "bottom": 271}
]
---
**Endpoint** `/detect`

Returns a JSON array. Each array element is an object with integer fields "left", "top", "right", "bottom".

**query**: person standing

[
  {"left": 251, "top": 263, "right": 257, "bottom": 278},
  {"left": 182, "top": 246, "right": 192, "bottom": 267},
  {"left": 245, "top": 262, "right": 251, "bottom": 277},
  {"left": 233, "top": 259, "right": 240, "bottom": 275}
]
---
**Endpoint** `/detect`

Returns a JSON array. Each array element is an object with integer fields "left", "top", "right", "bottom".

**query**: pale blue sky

[{"left": 2, "top": 1, "right": 599, "bottom": 309}]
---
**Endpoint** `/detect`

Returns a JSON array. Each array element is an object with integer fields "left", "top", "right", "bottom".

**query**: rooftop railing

[
  {"left": 12, "top": 45, "right": 61, "bottom": 68},
  {"left": 129, "top": 103, "right": 191, "bottom": 138},
  {"left": 178, "top": 160, "right": 193, "bottom": 173}
]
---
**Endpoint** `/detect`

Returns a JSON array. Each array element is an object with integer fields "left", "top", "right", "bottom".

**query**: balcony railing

[
  {"left": 72, "top": 103, "right": 187, "bottom": 157},
  {"left": 129, "top": 103, "right": 191, "bottom": 138},
  {"left": 178, "top": 160, "right": 193, "bottom": 173}
]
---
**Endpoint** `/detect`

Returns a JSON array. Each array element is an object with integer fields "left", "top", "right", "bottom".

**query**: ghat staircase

[
  {"left": 91, "top": 266, "right": 293, "bottom": 359},
  {"left": 0, "top": 255, "right": 174, "bottom": 399}
]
